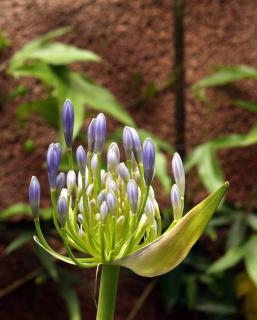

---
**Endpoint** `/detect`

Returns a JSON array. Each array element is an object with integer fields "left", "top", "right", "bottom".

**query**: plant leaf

[
  {"left": 5, "top": 231, "right": 34, "bottom": 254},
  {"left": 245, "top": 235, "right": 257, "bottom": 287},
  {"left": 208, "top": 246, "right": 245, "bottom": 274},
  {"left": 116, "top": 182, "right": 228, "bottom": 277},
  {"left": 232, "top": 100, "right": 257, "bottom": 114}
]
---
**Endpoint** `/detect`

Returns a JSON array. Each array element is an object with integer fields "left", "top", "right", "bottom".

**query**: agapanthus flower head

[
  {"left": 62, "top": 99, "right": 74, "bottom": 148},
  {"left": 29, "top": 176, "right": 40, "bottom": 218},
  {"left": 30, "top": 98, "right": 228, "bottom": 279}
]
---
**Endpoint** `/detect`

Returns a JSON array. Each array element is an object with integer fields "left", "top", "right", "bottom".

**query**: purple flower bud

[
  {"left": 107, "top": 148, "right": 118, "bottom": 173},
  {"left": 106, "top": 191, "right": 117, "bottom": 214},
  {"left": 127, "top": 179, "right": 139, "bottom": 213},
  {"left": 67, "top": 170, "right": 76, "bottom": 194},
  {"left": 123, "top": 126, "right": 133, "bottom": 159},
  {"left": 118, "top": 162, "right": 130, "bottom": 183},
  {"left": 62, "top": 99, "right": 74, "bottom": 148},
  {"left": 54, "top": 143, "right": 61, "bottom": 164},
  {"left": 171, "top": 184, "right": 182, "bottom": 220},
  {"left": 142, "top": 138, "right": 155, "bottom": 186},
  {"left": 56, "top": 172, "right": 65, "bottom": 194},
  {"left": 76, "top": 146, "right": 87, "bottom": 173},
  {"left": 130, "top": 128, "right": 142, "bottom": 163},
  {"left": 94, "top": 113, "right": 106, "bottom": 153},
  {"left": 100, "top": 201, "right": 109, "bottom": 223},
  {"left": 57, "top": 196, "right": 67, "bottom": 227},
  {"left": 47, "top": 143, "right": 61, "bottom": 189},
  {"left": 172, "top": 152, "right": 185, "bottom": 196},
  {"left": 97, "top": 190, "right": 106, "bottom": 206},
  {"left": 86, "top": 184, "right": 94, "bottom": 197},
  {"left": 87, "top": 118, "right": 96, "bottom": 152},
  {"left": 29, "top": 176, "right": 40, "bottom": 218}
]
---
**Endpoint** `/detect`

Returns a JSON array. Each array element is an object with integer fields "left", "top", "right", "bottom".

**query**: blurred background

[{"left": 0, "top": 0, "right": 257, "bottom": 319}]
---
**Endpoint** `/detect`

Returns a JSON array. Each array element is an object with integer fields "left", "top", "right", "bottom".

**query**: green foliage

[
  {"left": 8, "top": 27, "right": 135, "bottom": 145},
  {"left": 0, "top": 30, "right": 11, "bottom": 49}
]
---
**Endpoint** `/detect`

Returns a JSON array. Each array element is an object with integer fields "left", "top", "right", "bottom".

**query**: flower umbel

[{"left": 30, "top": 99, "right": 228, "bottom": 278}]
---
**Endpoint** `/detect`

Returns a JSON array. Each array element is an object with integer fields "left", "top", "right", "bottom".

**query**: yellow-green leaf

[{"left": 116, "top": 182, "right": 228, "bottom": 277}]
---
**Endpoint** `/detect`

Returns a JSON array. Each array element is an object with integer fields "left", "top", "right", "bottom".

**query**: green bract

[{"left": 30, "top": 99, "right": 228, "bottom": 278}]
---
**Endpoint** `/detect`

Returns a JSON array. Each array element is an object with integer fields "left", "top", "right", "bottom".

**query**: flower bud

[
  {"left": 130, "top": 128, "right": 142, "bottom": 163},
  {"left": 86, "top": 184, "right": 94, "bottom": 197},
  {"left": 107, "top": 148, "right": 119, "bottom": 174},
  {"left": 123, "top": 127, "right": 133, "bottom": 159},
  {"left": 127, "top": 179, "right": 139, "bottom": 213},
  {"left": 106, "top": 191, "right": 117, "bottom": 214},
  {"left": 60, "top": 188, "right": 68, "bottom": 200},
  {"left": 62, "top": 99, "right": 74, "bottom": 148},
  {"left": 76, "top": 146, "right": 87, "bottom": 173},
  {"left": 171, "top": 184, "right": 182, "bottom": 220},
  {"left": 87, "top": 118, "right": 96, "bottom": 152},
  {"left": 29, "top": 176, "right": 40, "bottom": 219},
  {"left": 91, "top": 154, "right": 98, "bottom": 177},
  {"left": 57, "top": 196, "right": 67, "bottom": 227},
  {"left": 67, "top": 170, "right": 76, "bottom": 194},
  {"left": 97, "top": 190, "right": 106, "bottom": 206},
  {"left": 142, "top": 138, "right": 155, "bottom": 186},
  {"left": 118, "top": 163, "right": 130, "bottom": 183},
  {"left": 100, "top": 201, "right": 109, "bottom": 223},
  {"left": 94, "top": 113, "right": 106, "bottom": 153},
  {"left": 108, "top": 180, "right": 118, "bottom": 195},
  {"left": 79, "top": 227, "right": 85, "bottom": 238},
  {"left": 172, "top": 152, "right": 185, "bottom": 196},
  {"left": 110, "top": 142, "right": 120, "bottom": 163},
  {"left": 56, "top": 172, "right": 65, "bottom": 194},
  {"left": 78, "top": 213, "right": 84, "bottom": 224},
  {"left": 78, "top": 198, "right": 84, "bottom": 213},
  {"left": 47, "top": 143, "right": 61, "bottom": 189},
  {"left": 145, "top": 199, "right": 155, "bottom": 223}
]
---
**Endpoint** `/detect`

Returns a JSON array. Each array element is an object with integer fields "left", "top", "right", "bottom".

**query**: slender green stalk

[{"left": 96, "top": 265, "right": 120, "bottom": 320}]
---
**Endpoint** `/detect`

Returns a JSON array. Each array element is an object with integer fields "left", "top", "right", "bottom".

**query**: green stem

[{"left": 96, "top": 265, "right": 120, "bottom": 320}]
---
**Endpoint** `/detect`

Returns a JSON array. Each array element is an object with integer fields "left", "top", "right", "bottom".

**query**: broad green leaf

[
  {"left": 9, "top": 27, "right": 71, "bottom": 70},
  {"left": 208, "top": 246, "right": 245, "bottom": 274},
  {"left": 5, "top": 231, "right": 34, "bottom": 254},
  {"left": 245, "top": 235, "right": 257, "bottom": 287},
  {"left": 193, "top": 65, "right": 257, "bottom": 89},
  {"left": 0, "top": 203, "right": 31, "bottom": 220},
  {"left": 246, "top": 214, "right": 257, "bottom": 231},
  {"left": 232, "top": 100, "right": 257, "bottom": 114},
  {"left": 28, "top": 42, "right": 100, "bottom": 65},
  {"left": 116, "top": 183, "right": 228, "bottom": 277},
  {"left": 34, "top": 245, "right": 58, "bottom": 280},
  {"left": 226, "top": 212, "right": 246, "bottom": 249}
]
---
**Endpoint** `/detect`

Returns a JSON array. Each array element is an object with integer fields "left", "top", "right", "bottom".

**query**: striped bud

[
  {"left": 118, "top": 163, "right": 130, "bottom": 183},
  {"left": 57, "top": 196, "right": 67, "bottom": 227},
  {"left": 170, "top": 184, "right": 182, "bottom": 220},
  {"left": 130, "top": 128, "right": 142, "bottom": 163},
  {"left": 171, "top": 152, "right": 185, "bottom": 196},
  {"left": 94, "top": 113, "right": 106, "bottom": 153},
  {"left": 62, "top": 99, "right": 74, "bottom": 148},
  {"left": 76, "top": 146, "right": 87, "bottom": 173},
  {"left": 29, "top": 176, "right": 40, "bottom": 218},
  {"left": 47, "top": 143, "right": 61, "bottom": 189},
  {"left": 107, "top": 148, "right": 119, "bottom": 174},
  {"left": 142, "top": 138, "right": 155, "bottom": 186},
  {"left": 106, "top": 191, "right": 117, "bottom": 214},
  {"left": 56, "top": 172, "right": 65, "bottom": 194},
  {"left": 127, "top": 179, "right": 139, "bottom": 213},
  {"left": 67, "top": 170, "right": 76, "bottom": 194},
  {"left": 87, "top": 118, "right": 96, "bottom": 152},
  {"left": 100, "top": 201, "right": 109, "bottom": 223},
  {"left": 123, "top": 126, "right": 133, "bottom": 159}
]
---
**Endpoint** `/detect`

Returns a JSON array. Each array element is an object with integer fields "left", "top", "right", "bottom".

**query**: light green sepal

[{"left": 115, "top": 182, "right": 228, "bottom": 277}]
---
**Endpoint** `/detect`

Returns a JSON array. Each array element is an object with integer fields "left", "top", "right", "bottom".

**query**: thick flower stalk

[{"left": 29, "top": 99, "right": 228, "bottom": 320}]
